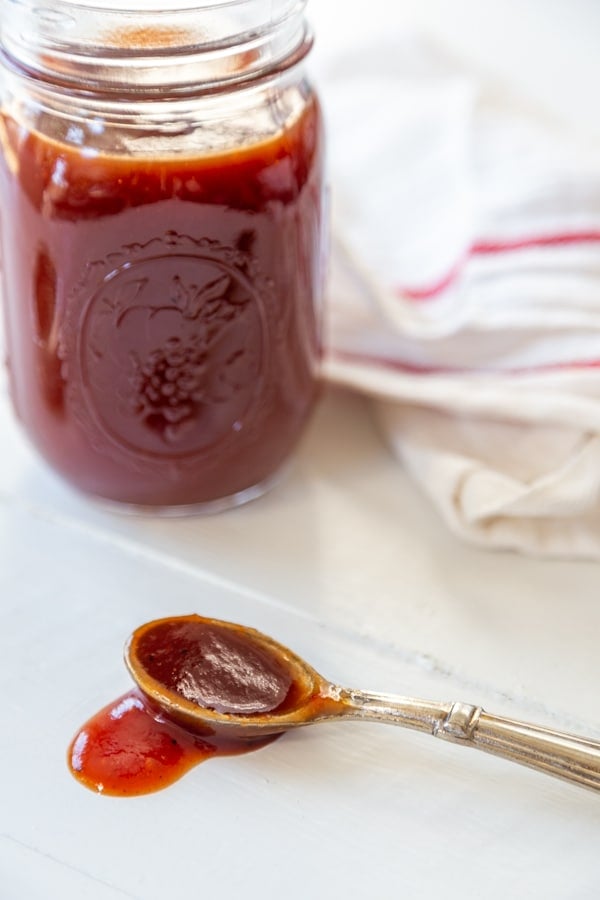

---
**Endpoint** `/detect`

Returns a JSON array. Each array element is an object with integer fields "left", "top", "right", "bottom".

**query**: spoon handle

[{"left": 339, "top": 690, "right": 600, "bottom": 791}]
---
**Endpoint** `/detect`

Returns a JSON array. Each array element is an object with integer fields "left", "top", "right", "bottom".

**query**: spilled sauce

[{"left": 68, "top": 617, "right": 300, "bottom": 797}]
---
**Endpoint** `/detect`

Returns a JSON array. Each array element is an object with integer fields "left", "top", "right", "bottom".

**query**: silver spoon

[{"left": 125, "top": 614, "right": 600, "bottom": 793}]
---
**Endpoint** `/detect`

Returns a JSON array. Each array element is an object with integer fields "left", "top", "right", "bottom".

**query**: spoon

[{"left": 125, "top": 614, "right": 600, "bottom": 792}]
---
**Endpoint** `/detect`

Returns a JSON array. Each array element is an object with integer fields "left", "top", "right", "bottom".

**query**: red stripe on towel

[
  {"left": 329, "top": 349, "right": 600, "bottom": 377},
  {"left": 399, "top": 230, "right": 600, "bottom": 301},
  {"left": 472, "top": 230, "right": 600, "bottom": 254}
]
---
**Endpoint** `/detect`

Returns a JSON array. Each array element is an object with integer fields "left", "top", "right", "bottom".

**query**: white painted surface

[{"left": 2, "top": 2, "right": 600, "bottom": 898}]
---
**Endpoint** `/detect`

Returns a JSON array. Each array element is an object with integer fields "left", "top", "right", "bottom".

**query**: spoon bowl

[{"left": 125, "top": 614, "right": 342, "bottom": 739}]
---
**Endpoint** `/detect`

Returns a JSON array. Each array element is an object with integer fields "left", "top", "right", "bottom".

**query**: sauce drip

[
  {"left": 68, "top": 617, "right": 301, "bottom": 796},
  {"left": 68, "top": 690, "right": 278, "bottom": 797}
]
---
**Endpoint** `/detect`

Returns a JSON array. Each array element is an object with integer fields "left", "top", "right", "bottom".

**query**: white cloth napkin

[{"left": 319, "top": 33, "right": 600, "bottom": 559}]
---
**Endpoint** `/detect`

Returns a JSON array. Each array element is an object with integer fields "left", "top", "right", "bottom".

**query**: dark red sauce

[
  {"left": 0, "top": 97, "right": 324, "bottom": 506},
  {"left": 68, "top": 690, "right": 279, "bottom": 797},
  {"left": 136, "top": 619, "right": 294, "bottom": 715},
  {"left": 68, "top": 616, "right": 308, "bottom": 796}
]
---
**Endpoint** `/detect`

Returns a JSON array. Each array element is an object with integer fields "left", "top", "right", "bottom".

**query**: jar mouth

[{"left": 0, "top": 0, "right": 312, "bottom": 96}]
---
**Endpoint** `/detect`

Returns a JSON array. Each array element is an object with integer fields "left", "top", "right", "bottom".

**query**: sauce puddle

[
  {"left": 68, "top": 689, "right": 279, "bottom": 797},
  {"left": 68, "top": 616, "right": 302, "bottom": 796}
]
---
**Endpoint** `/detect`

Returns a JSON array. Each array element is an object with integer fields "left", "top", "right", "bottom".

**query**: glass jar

[{"left": 0, "top": 0, "right": 325, "bottom": 511}]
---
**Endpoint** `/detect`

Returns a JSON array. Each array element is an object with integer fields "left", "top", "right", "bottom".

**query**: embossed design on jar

[{"left": 72, "top": 235, "right": 269, "bottom": 461}]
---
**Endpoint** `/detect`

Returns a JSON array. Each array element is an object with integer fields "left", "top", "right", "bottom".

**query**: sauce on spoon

[
  {"left": 69, "top": 614, "right": 600, "bottom": 797},
  {"left": 68, "top": 615, "right": 322, "bottom": 796}
]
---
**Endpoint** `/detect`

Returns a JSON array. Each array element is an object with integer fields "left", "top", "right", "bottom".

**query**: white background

[{"left": 2, "top": 2, "right": 600, "bottom": 898}]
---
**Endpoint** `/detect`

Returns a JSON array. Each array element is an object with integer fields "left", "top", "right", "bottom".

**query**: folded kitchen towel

[{"left": 319, "top": 33, "right": 600, "bottom": 559}]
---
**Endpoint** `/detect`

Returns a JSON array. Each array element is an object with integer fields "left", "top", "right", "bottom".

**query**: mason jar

[{"left": 0, "top": 0, "right": 325, "bottom": 511}]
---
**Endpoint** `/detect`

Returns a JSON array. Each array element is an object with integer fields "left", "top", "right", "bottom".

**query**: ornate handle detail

[
  {"left": 337, "top": 690, "right": 600, "bottom": 792},
  {"left": 435, "top": 702, "right": 600, "bottom": 791}
]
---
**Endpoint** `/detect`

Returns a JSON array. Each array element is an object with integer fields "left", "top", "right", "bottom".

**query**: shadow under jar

[{"left": 0, "top": 0, "right": 325, "bottom": 511}]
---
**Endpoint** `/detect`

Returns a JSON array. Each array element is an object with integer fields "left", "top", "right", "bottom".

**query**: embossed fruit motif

[{"left": 81, "top": 255, "right": 264, "bottom": 458}]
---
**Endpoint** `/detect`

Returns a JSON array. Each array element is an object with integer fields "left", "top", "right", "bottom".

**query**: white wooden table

[{"left": 2, "top": 2, "right": 600, "bottom": 897}]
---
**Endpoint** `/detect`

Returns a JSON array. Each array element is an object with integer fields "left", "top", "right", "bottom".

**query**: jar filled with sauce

[{"left": 0, "top": 0, "right": 325, "bottom": 510}]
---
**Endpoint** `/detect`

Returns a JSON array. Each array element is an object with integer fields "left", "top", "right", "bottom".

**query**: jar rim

[
  {"left": 0, "top": 0, "right": 311, "bottom": 96},
  {"left": 2, "top": 0, "right": 294, "bottom": 12}
]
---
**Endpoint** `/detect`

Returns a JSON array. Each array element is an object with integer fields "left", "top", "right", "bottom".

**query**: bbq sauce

[
  {"left": 0, "top": 96, "right": 324, "bottom": 507},
  {"left": 68, "top": 618, "right": 303, "bottom": 796},
  {"left": 136, "top": 618, "right": 295, "bottom": 715},
  {"left": 68, "top": 690, "right": 279, "bottom": 797}
]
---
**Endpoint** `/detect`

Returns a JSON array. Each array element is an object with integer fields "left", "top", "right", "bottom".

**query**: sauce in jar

[{"left": 0, "top": 97, "right": 323, "bottom": 507}]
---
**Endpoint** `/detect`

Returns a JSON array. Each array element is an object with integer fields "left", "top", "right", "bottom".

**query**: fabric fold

[{"left": 321, "top": 34, "right": 600, "bottom": 558}]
